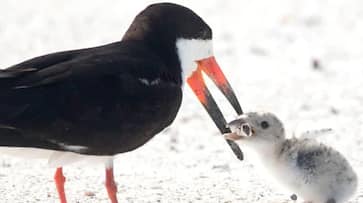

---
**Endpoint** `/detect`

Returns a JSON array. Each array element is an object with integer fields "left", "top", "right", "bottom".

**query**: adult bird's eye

[{"left": 261, "top": 121, "right": 269, "bottom": 129}]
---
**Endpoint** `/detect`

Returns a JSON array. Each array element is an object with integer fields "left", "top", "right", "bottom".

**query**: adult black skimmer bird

[{"left": 0, "top": 3, "right": 242, "bottom": 203}]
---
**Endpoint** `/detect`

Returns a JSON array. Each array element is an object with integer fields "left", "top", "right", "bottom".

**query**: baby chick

[{"left": 225, "top": 112, "right": 357, "bottom": 203}]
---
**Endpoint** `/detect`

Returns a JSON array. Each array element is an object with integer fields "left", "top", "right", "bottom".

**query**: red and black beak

[{"left": 187, "top": 56, "right": 244, "bottom": 160}]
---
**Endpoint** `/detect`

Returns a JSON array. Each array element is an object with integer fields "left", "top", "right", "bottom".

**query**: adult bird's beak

[{"left": 187, "top": 56, "right": 244, "bottom": 160}]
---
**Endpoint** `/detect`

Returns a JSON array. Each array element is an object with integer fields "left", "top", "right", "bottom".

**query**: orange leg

[
  {"left": 54, "top": 167, "right": 67, "bottom": 203},
  {"left": 105, "top": 164, "right": 118, "bottom": 203}
]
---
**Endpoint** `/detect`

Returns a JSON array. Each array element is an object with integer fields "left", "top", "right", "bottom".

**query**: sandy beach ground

[{"left": 0, "top": 0, "right": 362, "bottom": 202}]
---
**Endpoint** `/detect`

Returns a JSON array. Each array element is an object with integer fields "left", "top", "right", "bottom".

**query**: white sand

[{"left": 0, "top": 0, "right": 362, "bottom": 202}]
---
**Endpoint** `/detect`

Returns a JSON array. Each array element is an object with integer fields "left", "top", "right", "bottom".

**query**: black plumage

[{"left": 0, "top": 3, "right": 212, "bottom": 155}]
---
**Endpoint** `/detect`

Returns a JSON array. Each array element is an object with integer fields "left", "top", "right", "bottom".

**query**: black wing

[
  {"left": 1, "top": 42, "right": 161, "bottom": 89},
  {"left": 0, "top": 41, "right": 182, "bottom": 155}
]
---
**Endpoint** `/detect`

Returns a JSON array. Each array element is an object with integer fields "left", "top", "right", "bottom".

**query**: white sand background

[{"left": 0, "top": 0, "right": 363, "bottom": 202}]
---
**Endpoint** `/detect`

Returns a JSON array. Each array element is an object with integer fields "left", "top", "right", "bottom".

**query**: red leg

[
  {"left": 105, "top": 165, "right": 118, "bottom": 203},
  {"left": 54, "top": 167, "right": 67, "bottom": 203}
]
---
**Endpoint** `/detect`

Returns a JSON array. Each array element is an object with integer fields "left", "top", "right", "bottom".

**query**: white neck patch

[{"left": 176, "top": 38, "right": 214, "bottom": 81}]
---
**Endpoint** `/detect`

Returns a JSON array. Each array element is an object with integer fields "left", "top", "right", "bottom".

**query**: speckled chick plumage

[{"left": 226, "top": 112, "right": 358, "bottom": 203}]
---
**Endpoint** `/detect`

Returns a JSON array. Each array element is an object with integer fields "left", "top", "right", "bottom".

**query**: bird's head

[
  {"left": 225, "top": 112, "right": 286, "bottom": 151},
  {"left": 123, "top": 3, "right": 242, "bottom": 136}
]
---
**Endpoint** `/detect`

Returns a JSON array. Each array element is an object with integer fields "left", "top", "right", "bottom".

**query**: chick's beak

[{"left": 187, "top": 56, "right": 244, "bottom": 160}]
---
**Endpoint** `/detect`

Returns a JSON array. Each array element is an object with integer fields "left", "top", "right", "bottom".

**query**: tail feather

[
  {"left": 0, "top": 68, "right": 37, "bottom": 78},
  {"left": 0, "top": 68, "right": 38, "bottom": 91}
]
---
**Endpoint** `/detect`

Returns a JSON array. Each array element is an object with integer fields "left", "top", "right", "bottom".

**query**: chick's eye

[{"left": 261, "top": 121, "right": 269, "bottom": 129}]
